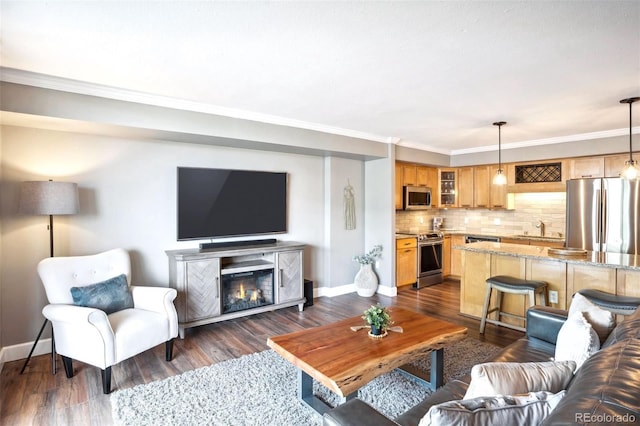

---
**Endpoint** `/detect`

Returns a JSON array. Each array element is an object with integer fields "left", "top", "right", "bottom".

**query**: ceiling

[{"left": 1, "top": 1, "right": 639, "bottom": 155}]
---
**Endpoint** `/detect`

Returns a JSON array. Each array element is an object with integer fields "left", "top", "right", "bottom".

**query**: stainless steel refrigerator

[{"left": 566, "top": 178, "right": 640, "bottom": 254}]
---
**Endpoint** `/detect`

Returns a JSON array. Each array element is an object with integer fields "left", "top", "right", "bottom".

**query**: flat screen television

[{"left": 177, "top": 167, "right": 287, "bottom": 240}]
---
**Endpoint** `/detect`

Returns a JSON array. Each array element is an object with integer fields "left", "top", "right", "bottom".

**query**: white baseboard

[
  {"left": 0, "top": 337, "right": 52, "bottom": 365},
  {"left": 314, "top": 284, "right": 397, "bottom": 298}
]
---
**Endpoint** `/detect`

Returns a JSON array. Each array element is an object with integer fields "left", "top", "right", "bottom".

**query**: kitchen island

[{"left": 456, "top": 241, "right": 640, "bottom": 327}]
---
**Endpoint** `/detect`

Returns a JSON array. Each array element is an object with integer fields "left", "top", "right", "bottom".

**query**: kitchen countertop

[
  {"left": 456, "top": 241, "right": 640, "bottom": 271},
  {"left": 395, "top": 230, "right": 565, "bottom": 244}
]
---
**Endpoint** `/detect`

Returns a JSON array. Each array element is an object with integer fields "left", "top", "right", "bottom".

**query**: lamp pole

[{"left": 18, "top": 180, "right": 79, "bottom": 374}]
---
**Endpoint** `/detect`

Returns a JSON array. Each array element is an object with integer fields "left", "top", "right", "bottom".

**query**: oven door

[{"left": 414, "top": 240, "right": 443, "bottom": 289}]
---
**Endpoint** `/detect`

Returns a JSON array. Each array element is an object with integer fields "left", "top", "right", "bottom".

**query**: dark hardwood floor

[{"left": 0, "top": 279, "right": 523, "bottom": 425}]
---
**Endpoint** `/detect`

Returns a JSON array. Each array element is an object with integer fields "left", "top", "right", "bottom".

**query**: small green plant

[
  {"left": 353, "top": 245, "right": 383, "bottom": 265},
  {"left": 362, "top": 304, "right": 393, "bottom": 330}
]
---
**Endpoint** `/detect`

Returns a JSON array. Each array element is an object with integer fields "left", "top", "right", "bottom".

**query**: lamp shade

[{"left": 19, "top": 181, "right": 79, "bottom": 215}]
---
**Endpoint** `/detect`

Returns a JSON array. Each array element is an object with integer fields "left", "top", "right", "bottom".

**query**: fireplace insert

[{"left": 221, "top": 269, "right": 274, "bottom": 314}]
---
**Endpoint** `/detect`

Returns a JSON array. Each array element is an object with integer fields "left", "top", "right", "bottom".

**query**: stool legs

[{"left": 479, "top": 284, "right": 492, "bottom": 334}]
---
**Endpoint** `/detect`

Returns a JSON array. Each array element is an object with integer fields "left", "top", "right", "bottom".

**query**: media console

[{"left": 166, "top": 241, "right": 305, "bottom": 338}]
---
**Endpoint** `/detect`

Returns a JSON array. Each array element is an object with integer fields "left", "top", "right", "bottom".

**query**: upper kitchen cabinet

[
  {"left": 604, "top": 154, "right": 633, "bottom": 178},
  {"left": 570, "top": 157, "right": 605, "bottom": 179},
  {"left": 417, "top": 166, "right": 438, "bottom": 189},
  {"left": 396, "top": 162, "right": 438, "bottom": 210},
  {"left": 457, "top": 167, "right": 474, "bottom": 208},
  {"left": 402, "top": 164, "right": 417, "bottom": 185},
  {"left": 438, "top": 169, "right": 457, "bottom": 208},
  {"left": 473, "top": 166, "right": 491, "bottom": 208},
  {"left": 489, "top": 165, "right": 510, "bottom": 209}
]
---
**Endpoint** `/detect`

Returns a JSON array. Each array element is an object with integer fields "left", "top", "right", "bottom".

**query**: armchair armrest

[
  {"left": 526, "top": 306, "right": 568, "bottom": 346},
  {"left": 130, "top": 286, "right": 178, "bottom": 338},
  {"left": 43, "top": 303, "right": 111, "bottom": 327},
  {"left": 42, "top": 304, "right": 116, "bottom": 367},
  {"left": 130, "top": 286, "right": 177, "bottom": 312}
]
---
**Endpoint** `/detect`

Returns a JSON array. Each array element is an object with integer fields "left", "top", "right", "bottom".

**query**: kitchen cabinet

[
  {"left": 489, "top": 165, "right": 509, "bottom": 208},
  {"left": 458, "top": 167, "right": 474, "bottom": 208},
  {"left": 395, "top": 163, "right": 404, "bottom": 210},
  {"left": 570, "top": 157, "right": 605, "bottom": 179},
  {"left": 396, "top": 237, "right": 417, "bottom": 286},
  {"left": 473, "top": 166, "right": 491, "bottom": 208},
  {"left": 442, "top": 235, "right": 451, "bottom": 277},
  {"left": 403, "top": 164, "right": 417, "bottom": 185},
  {"left": 450, "top": 235, "right": 465, "bottom": 277},
  {"left": 604, "top": 154, "right": 632, "bottom": 178},
  {"left": 396, "top": 163, "right": 438, "bottom": 210},
  {"left": 417, "top": 166, "right": 438, "bottom": 188},
  {"left": 566, "top": 264, "right": 616, "bottom": 301},
  {"left": 438, "top": 169, "right": 457, "bottom": 207}
]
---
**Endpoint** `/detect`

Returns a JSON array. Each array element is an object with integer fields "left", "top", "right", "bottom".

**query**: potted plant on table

[
  {"left": 352, "top": 244, "right": 383, "bottom": 297},
  {"left": 362, "top": 304, "right": 393, "bottom": 337}
]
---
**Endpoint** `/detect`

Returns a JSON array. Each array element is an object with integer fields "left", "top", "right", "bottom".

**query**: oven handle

[{"left": 418, "top": 240, "right": 443, "bottom": 247}]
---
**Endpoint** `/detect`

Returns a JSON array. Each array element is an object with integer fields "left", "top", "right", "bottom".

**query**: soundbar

[{"left": 199, "top": 239, "right": 277, "bottom": 250}]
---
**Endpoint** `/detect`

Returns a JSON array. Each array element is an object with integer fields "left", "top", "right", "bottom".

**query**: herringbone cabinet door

[
  {"left": 276, "top": 251, "right": 303, "bottom": 303},
  {"left": 186, "top": 259, "right": 221, "bottom": 321}
]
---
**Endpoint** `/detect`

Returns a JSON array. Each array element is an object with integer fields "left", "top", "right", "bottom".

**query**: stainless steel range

[{"left": 414, "top": 231, "right": 444, "bottom": 289}]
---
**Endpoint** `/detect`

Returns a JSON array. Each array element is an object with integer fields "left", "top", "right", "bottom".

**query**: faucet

[{"left": 536, "top": 220, "right": 545, "bottom": 237}]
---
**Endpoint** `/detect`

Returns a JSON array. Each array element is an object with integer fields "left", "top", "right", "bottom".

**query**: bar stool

[{"left": 479, "top": 275, "right": 548, "bottom": 333}]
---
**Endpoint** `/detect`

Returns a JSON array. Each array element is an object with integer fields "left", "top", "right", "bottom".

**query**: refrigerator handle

[
  {"left": 596, "top": 189, "right": 601, "bottom": 244},
  {"left": 602, "top": 188, "right": 607, "bottom": 244}
]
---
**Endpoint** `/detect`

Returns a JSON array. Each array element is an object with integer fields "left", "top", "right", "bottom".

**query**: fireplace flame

[
  {"left": 239, "top": 283, "right": 245, "bottom": 299},
  {"left": 250, "top": 289, "right": 258, "bottom": 302}
]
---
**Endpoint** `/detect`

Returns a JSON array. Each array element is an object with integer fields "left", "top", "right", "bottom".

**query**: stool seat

[
  {"left": 486, "top": 275, "right": 547, "bottom": 291},
  {"left": 577, "top": 289, "right": 640, "bottom": 316},
  {"left": 480, "top": 275, "right": 548, "bottom": 334}
]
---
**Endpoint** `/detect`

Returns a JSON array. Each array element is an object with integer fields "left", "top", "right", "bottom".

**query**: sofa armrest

[
  {"left": 526, "top": 306, "right": 568, "bottom": 345},
  {"left": 323, "top": 399, "right": 398, "bottom": 426}
]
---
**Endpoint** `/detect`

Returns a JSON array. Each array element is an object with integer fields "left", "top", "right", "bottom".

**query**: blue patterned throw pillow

[{"left": 70, "top": 274, "right": 134, "bottom": 314}]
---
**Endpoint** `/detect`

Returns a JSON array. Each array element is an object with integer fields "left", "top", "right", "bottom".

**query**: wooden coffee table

[{"left": 267, "top": 307, "right": 467, "bottom": 414}]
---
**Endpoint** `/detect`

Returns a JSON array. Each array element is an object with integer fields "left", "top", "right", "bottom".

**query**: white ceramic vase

[{"left": 355, "top": 263, "right": 378, "bottom": 297}]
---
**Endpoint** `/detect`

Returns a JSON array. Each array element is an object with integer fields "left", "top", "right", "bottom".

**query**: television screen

[{"left": 177, "top": 167, "right": 287, "bottom": 240}]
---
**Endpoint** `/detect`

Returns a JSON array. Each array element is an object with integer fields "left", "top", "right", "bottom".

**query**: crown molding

[
  {"left": 0, "top": 67, "right": 391, "bottom": 144},
  {"left": 450, "top": 127, "right": 640, "bottom": 155}
]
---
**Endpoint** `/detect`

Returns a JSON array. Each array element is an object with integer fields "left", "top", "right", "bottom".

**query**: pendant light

[
  {"left": 492, "top": 121, "right": 507, "bottom": 185},
  {"left": 619, "top": 97, "right": 640, "bottom": 180}
]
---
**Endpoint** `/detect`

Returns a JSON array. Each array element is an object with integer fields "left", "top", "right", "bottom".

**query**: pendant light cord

[
  {"left": 493, "top": 121, "right": 507, "bottom": 172},
  {"left": 620, "top": 97, "right": 640, "bottom": 164}
]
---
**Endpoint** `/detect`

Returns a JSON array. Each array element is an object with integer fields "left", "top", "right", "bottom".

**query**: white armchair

[{"left": 38, "top": 248, "right": 178, "bottom": 394}]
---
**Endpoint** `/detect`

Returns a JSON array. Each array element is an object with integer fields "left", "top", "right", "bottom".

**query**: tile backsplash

[{"left": 396, "top": 193, "right": 566, "bottom": 238}]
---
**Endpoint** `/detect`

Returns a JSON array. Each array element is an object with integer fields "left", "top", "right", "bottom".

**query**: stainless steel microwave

[{"left": 403, "top": 185, "right": 432, "bottom": 210}]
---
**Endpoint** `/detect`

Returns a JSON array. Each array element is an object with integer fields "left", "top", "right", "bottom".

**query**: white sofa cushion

[
  {"left": 554, "top": 311, "right": 600, "bottom": 371},
  {"left": 568, "top": 292, "right": 616, "bottom": 343},
  {"left": 419, "top": 391, "right": 566, "bottom": 426}
]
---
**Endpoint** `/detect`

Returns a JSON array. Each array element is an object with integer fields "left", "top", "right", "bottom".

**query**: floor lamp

[{"left": 18, "top": 180, "right": 79, "bottom": 374}]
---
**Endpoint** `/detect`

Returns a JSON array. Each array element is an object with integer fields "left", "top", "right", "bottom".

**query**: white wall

[
  {"left": 322, "top": 157, "right": 365, "bottom": 292},
  {"left": 1, "top": 125, "right": 348, "bottom": 348}
]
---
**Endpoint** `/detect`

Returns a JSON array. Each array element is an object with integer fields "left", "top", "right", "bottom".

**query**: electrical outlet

[{"left": 549, "top": 291, "right": 559, "bottom": 304}]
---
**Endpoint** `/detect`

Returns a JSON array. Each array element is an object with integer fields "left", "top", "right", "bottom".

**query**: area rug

[{"left": 111, "top": 337, "right": 501, "bottom": 426}]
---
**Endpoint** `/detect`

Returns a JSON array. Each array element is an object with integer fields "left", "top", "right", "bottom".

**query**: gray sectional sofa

[{"left": 323, "top": 292, "right": 640, "bottom": 426}]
